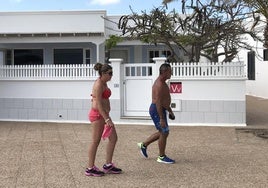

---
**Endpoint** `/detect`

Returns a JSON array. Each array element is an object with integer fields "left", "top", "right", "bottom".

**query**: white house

[
  {"left": 244, "top": 34, "right": 268, "bottom": 98},
  {"left": 0, "top": 10, "right": 247, "bottom": 126},
  {"left": 229, "top": 14, "right": 268, "bottom": 99}
]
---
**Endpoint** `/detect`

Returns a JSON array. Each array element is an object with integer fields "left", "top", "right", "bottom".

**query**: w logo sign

[{"left": 170, "top": 82, "right": 182, "bottom": 93}]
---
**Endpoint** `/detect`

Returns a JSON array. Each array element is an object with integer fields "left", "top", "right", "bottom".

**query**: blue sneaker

[
  {"left": 137, "top": 142, "right": 148, "bottom": 158},
  {"left": 157, "top": 155, "right": 175, "bottom": 164}
]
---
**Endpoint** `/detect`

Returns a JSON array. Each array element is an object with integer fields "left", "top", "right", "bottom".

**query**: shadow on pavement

[
  {"left": 235, "top": 95, "right": 268, "bottom": 141},
  {"left": 246, "top": 95, "right": 268, "bottom": 126}
]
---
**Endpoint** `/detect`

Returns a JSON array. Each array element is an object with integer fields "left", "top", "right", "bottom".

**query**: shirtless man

[{"left": 138, "top": 63, "right": 175, "bottom": 164}]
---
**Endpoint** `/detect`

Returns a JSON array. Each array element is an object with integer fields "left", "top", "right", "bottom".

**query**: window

[
  {"left": 14, "top": 49, "right": 43, "bottom": 65},
  {"left": 247, "top": 51, "right": 255, "bottom": 80},
  {"left": 54, "top": 49, "right": 83, "bottom": 64},
  {"left": 5, "top": 50, "right": 12, "bottom": 65},
  {"left": 85, "top": 49, "right": 91, "bottom": 64},
  {"left": 149, "top": 50, "right": 171, "bottom": 63},
  {"left": 149, "top": 51, "right": 159, "bottom": 63},
  {"left": 263, "top": 49, "right": 268, "bottom": 61},
  {"left": 162, "top": 50, "right": 171, "bottom": 59}
]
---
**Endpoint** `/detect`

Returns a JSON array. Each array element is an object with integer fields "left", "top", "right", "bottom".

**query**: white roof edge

[{"left": 0, "top": 10, "right": 107, "bottom": 15}]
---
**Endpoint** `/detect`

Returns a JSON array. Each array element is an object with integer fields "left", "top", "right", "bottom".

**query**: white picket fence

[
  {"left": 171, "top": 62, "right": 246, "bottom": 78},
  {"left": 0, "top": 64, "right": 97, "bottom": 79},
  {"left": 0, "top": 62, "right": 246, "bottom": 80}
]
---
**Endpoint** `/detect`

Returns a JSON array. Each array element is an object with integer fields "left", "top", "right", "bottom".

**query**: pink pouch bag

[{"left": 102, "top": 124, "right": 113, "bottom": 140}]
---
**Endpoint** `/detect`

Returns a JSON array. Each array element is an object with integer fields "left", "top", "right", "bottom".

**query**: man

[{"left": 138, "top": 63, "right": 175, "bottom": 164}]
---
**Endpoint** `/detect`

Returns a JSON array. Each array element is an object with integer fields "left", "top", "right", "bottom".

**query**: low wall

[
  {"left": 0, "top": 58, "right": 247, "bottom": 126},
  {"left": 0, "top": 80, "right": 92, "bottom": 122},
  {"left": 169, "top": 79, "right": 246, "bottom": 125}
]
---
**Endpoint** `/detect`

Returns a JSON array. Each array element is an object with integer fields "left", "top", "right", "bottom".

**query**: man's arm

[{"left": 167, "top": 107, "right": 175, "bottom": 120}]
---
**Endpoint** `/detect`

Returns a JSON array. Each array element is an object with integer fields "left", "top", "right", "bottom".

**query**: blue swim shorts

[{"left": 149, "top": 103, "right": 169, "bottom": 133}]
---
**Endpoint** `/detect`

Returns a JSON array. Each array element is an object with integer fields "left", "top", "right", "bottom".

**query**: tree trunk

[{"left": 264, "top": 21, "right": 268, "bottom": 48}]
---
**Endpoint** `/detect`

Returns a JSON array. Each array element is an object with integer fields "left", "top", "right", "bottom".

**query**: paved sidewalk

[{"left": 0, "top": 96, "right": 268, "bottom": 188}]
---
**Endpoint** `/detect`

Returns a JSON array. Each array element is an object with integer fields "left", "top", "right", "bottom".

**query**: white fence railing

[
  {"left": 124, "top": 63, "right": 154, "bottom": 77},
  {"left": 0, "top": 62, "right": 246, "bottom": 80},
  {"left": 170, "top": 62, "right": 246, "bottom": 78},
  {"left": 0, "top": 64, "right": 97, "bottom": 80}
]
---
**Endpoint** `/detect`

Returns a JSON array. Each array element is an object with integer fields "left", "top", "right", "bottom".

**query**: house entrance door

[{"left": 122, "top": 63, "right": 154, "bottom": 117}]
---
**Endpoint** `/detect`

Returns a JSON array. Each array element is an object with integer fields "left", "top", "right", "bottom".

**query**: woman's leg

[
  {"left": 88, "top": 120, "right": 104, "bottom": 168},
  {"left": 105, "top": 127, "right": 118, "bottom": 164}
]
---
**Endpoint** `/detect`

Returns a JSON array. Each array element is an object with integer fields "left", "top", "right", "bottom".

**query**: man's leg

[
  {"left": 156, "top": 131, "right": 175, "bottom": 164},
  {"left": 143, "top": 131, "right": 160, "bottom": 147},
  {"left": 158, "top": 132, "right": 168, "bottom": 156},
  {"left": 138, "top": 131, "right": 160, "bottom": 158}
]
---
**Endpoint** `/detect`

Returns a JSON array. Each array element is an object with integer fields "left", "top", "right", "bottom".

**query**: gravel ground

[{"left": 0, "top": 95, "right": 267, "bottom": 188}]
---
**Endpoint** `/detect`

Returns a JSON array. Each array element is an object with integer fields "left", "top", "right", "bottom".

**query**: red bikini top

[
  {"left": 91, "top": 88, "right": 111, "bottom": 100},
  {"left": 102, "top": 88, "right": 111, "bottom": 99}
]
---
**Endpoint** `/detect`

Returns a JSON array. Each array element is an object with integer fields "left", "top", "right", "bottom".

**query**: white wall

[
  {"left": 239, "top": 36, "right": 268, "bottom": 99},
  {"left": 170, "top": 80, "right": 246, "bottom": 101},
  {"left": 247, "top": 61, "right": 268, "bottom": 98},
  {"left": 0, "top": 58, "right": 246, "bottom": 125},
  {"left": 0, "top": 10, "right": 106, "bottom": 34},
  {"left": 0, "top": 80, "right": 93, "bottom": 99}
]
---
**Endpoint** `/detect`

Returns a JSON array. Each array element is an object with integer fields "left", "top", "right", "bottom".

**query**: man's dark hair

[{"left": 159, "top": 63, "right": 171, "bottom": 74}]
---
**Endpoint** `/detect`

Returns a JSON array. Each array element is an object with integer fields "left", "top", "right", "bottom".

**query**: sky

[{"left": 0, "top": 0, "right": 180, "bottom": 15}]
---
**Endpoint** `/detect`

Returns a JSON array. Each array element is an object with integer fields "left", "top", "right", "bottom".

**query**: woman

[{"left": 85, "top": 63, "right": 122, "bottom": 177}]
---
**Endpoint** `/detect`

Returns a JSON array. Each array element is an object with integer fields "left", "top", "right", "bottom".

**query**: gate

[{"left": 123, "top": 64, "right": 155, "bottom": 117}]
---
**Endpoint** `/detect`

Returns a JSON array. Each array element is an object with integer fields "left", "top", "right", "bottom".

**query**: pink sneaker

[
  {"left": 103, "top": 163, "right": 122, "bottom": 174},
  {"left": 85, "top": 166, "right": 104, "bottom": 177},
  {"left": 102, "top": 124, "right": 113, "bottom": 140}
]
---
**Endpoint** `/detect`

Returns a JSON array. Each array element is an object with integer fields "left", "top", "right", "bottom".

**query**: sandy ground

[{"left": 0, "top": 95, "right": 267, "bottom": 188}]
